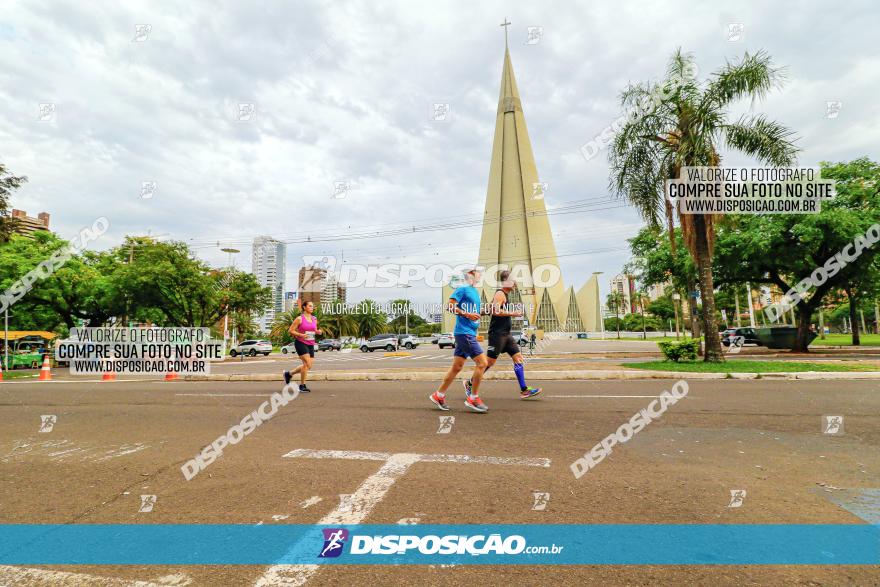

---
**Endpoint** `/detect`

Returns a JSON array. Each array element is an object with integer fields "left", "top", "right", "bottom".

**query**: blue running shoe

[{"left": 519, "top": 386, "right": 542, "bottom": 400}]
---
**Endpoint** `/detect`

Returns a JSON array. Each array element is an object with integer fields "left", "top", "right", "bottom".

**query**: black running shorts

[
  {"left": 486, "top": 333, "right": 520, "bottom": 359},
  {"left": 294, "top": 340, "right": 315, "bottom": 358}
]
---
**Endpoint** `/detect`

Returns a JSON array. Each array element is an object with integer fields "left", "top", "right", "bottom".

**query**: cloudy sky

[{"left": 2, "top": 0, "right": 878, "bottom": 308}]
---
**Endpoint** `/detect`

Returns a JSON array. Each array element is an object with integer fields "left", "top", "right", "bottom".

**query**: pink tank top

[{"left": 299, "top": 314, "right": 317, "bottom": 345}]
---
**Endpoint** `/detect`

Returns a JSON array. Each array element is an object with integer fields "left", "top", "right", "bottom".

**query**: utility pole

[
  {"left": 746, "top": 283, "right": 756, "bottom": 328},
  {"left": 734, "top": 289, "right": 742, "bottom": 327},
  {"left": 672, "top": 292, "right": 681, "bottom": 339}
]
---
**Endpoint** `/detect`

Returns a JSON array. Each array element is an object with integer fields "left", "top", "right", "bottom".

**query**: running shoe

[
  {"left": 462, "top": 378, "right": 473, "bottom": 394},
  {"left": 520, "top": 386, "right": 542, "bottom": 400},
  {"left": 299, "top": 384, "right": 311, "bottom": 393},
  {"left": 430, "top": 391, "right": 450, "bottom": 411},
  {"left": 464, "top": 394, "right": 489, "bottom": 413},
  {"left": 283, "top": 370, "right": 292, "bottom": 385}
]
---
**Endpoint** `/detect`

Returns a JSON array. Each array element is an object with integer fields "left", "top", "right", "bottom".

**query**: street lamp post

[
  {"left": 399, "top": 284, "right": 412, "bottom": 336},
  {"left": 220, "top": 248, "right": 240, "bottom": 349}
]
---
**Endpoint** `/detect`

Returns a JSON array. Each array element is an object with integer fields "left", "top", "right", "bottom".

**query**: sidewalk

[{"left": 183, "top": 369, "right": 880, "bottom": 382}]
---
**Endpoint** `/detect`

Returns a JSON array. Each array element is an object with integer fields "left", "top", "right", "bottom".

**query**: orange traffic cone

[
  {"left": 164, "top": 369, "right": 178, "bottom": 382},
  {"left": 101, "top": 356, "right": 116, "bottom": 382},
  {"left": 38, "top": 354, "right": 52, "bottom": 381}
]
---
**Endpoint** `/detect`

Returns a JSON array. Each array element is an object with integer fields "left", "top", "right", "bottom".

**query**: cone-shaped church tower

[{"left": 442, "top": 36, "right": 601, "bottom": 335}]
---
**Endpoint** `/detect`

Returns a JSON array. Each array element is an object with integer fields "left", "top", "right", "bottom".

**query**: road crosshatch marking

[{"left": 255, "top": 448, "right": 552, "bottom": 586}]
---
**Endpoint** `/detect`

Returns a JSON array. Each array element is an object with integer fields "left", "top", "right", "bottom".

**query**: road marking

[
  {"left": 0, "top": 378, "right": 158, "bottom": 384},
  {"left": 0, "top": 566, "right": 191, "bottom": 586},
  {"left": 300, "top": 496, "right": 322, "bottom": 509},
  {"left": 547, "top": 394, "right": 700, "bottom": 399},
  {"left": 176, "top": 393, "right": 268, "bottom": 397},
  {"left": 257, "top": 448, "right": 551, "bottom": 585},
  {"left": 2, "top": 440, "right": 148, "bottom": 463}
]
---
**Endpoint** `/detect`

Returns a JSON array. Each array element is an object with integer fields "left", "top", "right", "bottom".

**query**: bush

[{"left": 657, "top": 338, "right": 699, "bottom": 362}]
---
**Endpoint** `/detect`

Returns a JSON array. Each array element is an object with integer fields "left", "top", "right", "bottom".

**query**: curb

[{"left": 184, "top": 370, "right": 880, "bottom": 382}]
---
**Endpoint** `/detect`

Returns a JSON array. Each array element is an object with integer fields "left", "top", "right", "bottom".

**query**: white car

[
  {"left": 437, "top": 333, "right": 455, "bottom": 349},
  {"left": 230, "top": 339, "right": 272, "bottom": 357}
]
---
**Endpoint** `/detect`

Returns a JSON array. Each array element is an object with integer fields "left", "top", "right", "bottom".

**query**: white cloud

[{"left": 1, "top": 0, "right": 877, "bottom": 307}]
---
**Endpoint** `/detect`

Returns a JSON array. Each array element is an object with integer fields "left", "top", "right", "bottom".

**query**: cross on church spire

[{"left": 500, "top": 18, "right": 511, "bottom": 48}]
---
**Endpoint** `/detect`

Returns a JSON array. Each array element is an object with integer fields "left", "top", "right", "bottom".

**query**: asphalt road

[{"left": 1, "top": 377, "right": 878, "bottom": 586}]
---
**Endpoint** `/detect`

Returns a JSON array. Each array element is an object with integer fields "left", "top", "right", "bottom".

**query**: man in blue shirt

[{"left": 429, "top": 267, "right": 489, "bottom": 413}]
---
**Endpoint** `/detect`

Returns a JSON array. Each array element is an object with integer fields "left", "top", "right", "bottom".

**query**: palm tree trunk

[
  {"left": 693, "top": 214, "right": 723, "bottom": 362},
  {"left": 846, "top": 288, "right": 860, "bottom": 346}
]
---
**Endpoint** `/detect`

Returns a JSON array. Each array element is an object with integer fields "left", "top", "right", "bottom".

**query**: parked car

[
  {"left": 318, "top": 339, "right": 343, "bottom": 351},
  {"left": 430, "top": 334, "right": 440, "bottom": 344},
  {"left": 230, "top": 340, "right": 272, "bottom": 357},
  {"left": 511, "top": 330, "right": 530, "bottom": 347},
  {"left": 437, "top": 333, "right": 455, "bottom": 349},
  {"left": 397, "top": 334, "right": 419, "bottom": 349},
  {"left": 721, "top": 327, "right": 761, "bottom": 347},
  {"left": 360, "top": 333, "right": 399, "bottom": 352}
]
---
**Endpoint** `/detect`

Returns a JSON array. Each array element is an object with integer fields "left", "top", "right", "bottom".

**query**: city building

[
  {"left": 298, "top": 265, "right": 346, "bottom": 307},
  {"left": 283, "top": 291, "right": 298, "bottom": 312},
  {"left": 321, "top": 273, "right": 346, "bottom": 305},
  {"left": 298, "top": 265, "right": 327, "bottom": 307},
  {"left": 252, "top": 236, "right": 286, "bottom": 332},
  {"left": 11, "top": 209, "right": 50, "bottom": 236},
  {"left": 647, "top": 282, "right": 668, "bottom": 302},
  {"left": 442, "top": 40, "right": 601, "bottom": 334},
  {"left": 610, "top": 274, "right": 637, "bottom": 315}
]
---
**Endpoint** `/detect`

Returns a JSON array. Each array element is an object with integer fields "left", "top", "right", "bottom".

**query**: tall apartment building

[
  {"left": 609, "top": 273, "right": 637, "bottom": 314},
  {"left": 321, "top": 273, "right": 346, "bottom": 305},
  {"left": 252, "top": 236, "right": 286, "bottom": 332},
  {"left": 298, "top": 265, "right": 346, "bottom": 307},
  {"left": 298, "top": 265, "right": 327, "bottom": 307},
  {"left": 11, "top": 209, "right": 50, "bottom": 236},
  {"left": 646, "top": 282, "right": 668, "bottom": 302}
]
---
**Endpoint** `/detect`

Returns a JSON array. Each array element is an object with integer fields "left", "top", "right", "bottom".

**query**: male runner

[
  {"left": 465, "top": 270, "right": 541, "bottom": 399},
  {"left": 429, "top": 267, "right": 489, "bottom": 413}
]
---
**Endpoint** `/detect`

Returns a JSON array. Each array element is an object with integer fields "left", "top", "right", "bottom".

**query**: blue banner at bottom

[{"left": 0, "top": 524, "right": 877, "bottom": 565}]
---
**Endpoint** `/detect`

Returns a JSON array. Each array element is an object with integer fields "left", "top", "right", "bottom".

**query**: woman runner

[{"left": 283, "top": 300, "right": 322, "bottom": 392}]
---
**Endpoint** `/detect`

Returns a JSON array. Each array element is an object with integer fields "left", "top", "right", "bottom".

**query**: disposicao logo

[{"left": 319, "top": 528, "right": 349, "bottom": 558}]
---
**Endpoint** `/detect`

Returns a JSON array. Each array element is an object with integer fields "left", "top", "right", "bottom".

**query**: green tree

[
  {"left": 0, "top": 164, "right": 27, "bottom": 242},
  {"left": 606, "top": 291, "right": 624, "bottom": 339},
  {"left": 610, "top": 49, "right": 799, "bottom": 361},
  {"left": 320, "top": 304, "right": 359, "bottom": 339},
  {"left": 353, "top": 300, "right": 388, "bottom": 338},
  {"left": 270, "top": 308, "right": 301, "bottom": 345},
  {"left": 647, "top": 294, "right": 676, "bottom": 324},
  {"left": 0, "top": 232, "right": 116, "bottom": 328},
  {"left": 113, "top": 238, "right": 271, "bottom": 326},
  {"left": 713, "top": 158, "right": 880, "bottom": 351},
  {"left": 387, "top": 298, "right": 426, "bottom": 333}
]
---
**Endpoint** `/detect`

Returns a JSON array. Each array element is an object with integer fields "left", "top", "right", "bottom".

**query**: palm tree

[
  {"left": 270, "top": 308, "right": 301, "bottom": 344},
  {"left": 606, "top": 291, "right": 625, "bottom": 339},
  {"left": 320, "top": 310, "right": 358, "bottom": 339},
  {"left": 632, "top": 291, "right": 648, "bottom": 339},
  {"left": 610, "top": 49, "right": 798, "bottom": 361},
  {"left": 353, "top": 299, "right": 388, "bottom": 338}
]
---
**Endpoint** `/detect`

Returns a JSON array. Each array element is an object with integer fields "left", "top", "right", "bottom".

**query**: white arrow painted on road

[{"left": 255, "top": 448, "right": 550, "bottom": 586}]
